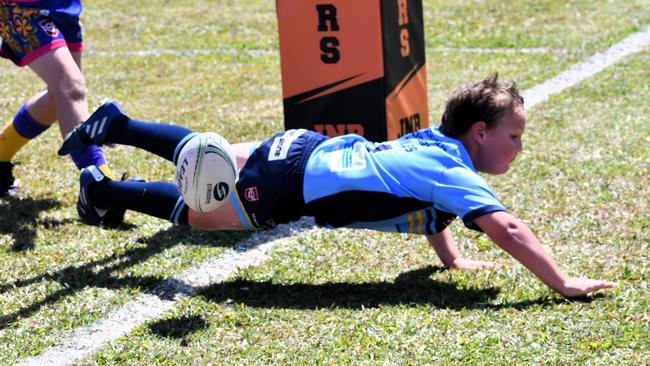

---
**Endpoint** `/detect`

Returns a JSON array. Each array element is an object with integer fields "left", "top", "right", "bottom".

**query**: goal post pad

[{"left": 278, "top": 0, "right": 428, "bottom": 141}]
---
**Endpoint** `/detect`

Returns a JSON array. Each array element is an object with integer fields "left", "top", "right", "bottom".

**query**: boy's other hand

[
  {"left": 559, "top": 277, "right": 616, "bottom": 298},
  {"left": 450, "top": 258, "right": 495, "bottom": 270}
]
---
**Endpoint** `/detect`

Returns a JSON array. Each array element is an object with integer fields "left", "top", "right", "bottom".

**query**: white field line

[
  {"left": 17, "top": 218, "right": 316, "bottom": 366},
  {"left": 16, "top": 27, "right": 650, "bottom": 366},
  {"left": 522, "top": 27, "right": 650, "bottom": 107},
  {"left": 84, "top": 48, "right": 276, "bottom": 58},
  {"left": 83, "top": 46, "right": 566, "bottom": 58},
  {"left": 0, "top": 46, "right": 563, "bottom": 80},
  {"left": 432, "top": 46, "right": 569, "bottom": 54}
]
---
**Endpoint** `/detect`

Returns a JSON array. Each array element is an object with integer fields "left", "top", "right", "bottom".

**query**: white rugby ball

[{"left": 176, "top": 132, "right": 238, "bottom": 213}]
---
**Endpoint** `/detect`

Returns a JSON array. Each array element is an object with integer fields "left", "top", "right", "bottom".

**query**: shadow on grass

[
  {"left": 0, "top": 220, "right": 601, "bottom": 330},
  {"left": 197, "top": 266, "right": 567, "bottom": 311},
  {"left": 194, "top": 267, "right": 496, "bottom": 311},
  {"left": 0, "top": 225, "right": 251, "bottom": 329},
  {"left": 0, "top": 195, "right": 74, "bottom": 251},
  {"left": 148, "top": 315, "right": 209, "bottom": 340}
]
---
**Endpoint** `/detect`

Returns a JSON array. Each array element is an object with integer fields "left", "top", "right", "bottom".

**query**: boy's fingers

[
  {"left": 563, "top": 278, "right": 616, "bottom": 297},
  {"left": 585, "top": 280, "right": 616, "bottom": 294}
]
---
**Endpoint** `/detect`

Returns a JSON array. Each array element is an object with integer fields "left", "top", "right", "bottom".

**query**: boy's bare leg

[
  {"left": 21, "top": 90, "right": 57, "bottom": 126},
  {"left": 28, "top": 47, "right": 88, "bottom": 137},
  {"left": 24, "top": 52, "right": 83, "bottom": 126}
]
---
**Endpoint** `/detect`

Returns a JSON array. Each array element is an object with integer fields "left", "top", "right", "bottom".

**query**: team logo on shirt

[
  {"left": 325, "top": 142, "right": 366, "bottom": 172},
  {"left": 244, "top": 187, "right": 259, "bottom": 202},
  {"left": 38, "top": 20, "right": 60, "bottom": 38}
]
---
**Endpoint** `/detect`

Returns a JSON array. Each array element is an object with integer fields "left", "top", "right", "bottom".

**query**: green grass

[{"left": 0, "top": 0, "right": 648, "bottom": 364}]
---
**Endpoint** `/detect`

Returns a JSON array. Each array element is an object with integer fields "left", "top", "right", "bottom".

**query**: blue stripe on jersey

[
  {"left": 229, "top": 188, "right": 255, "bottom": 230},
  {"left": 424, "top": 209, "right": 433, "bottom": 235},
  {"left": 303, "top": 127, "right": 506, "bottom": 233}
]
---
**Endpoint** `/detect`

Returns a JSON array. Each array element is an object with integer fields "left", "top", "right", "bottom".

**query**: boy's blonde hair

[{"left": 440, "top": 74, "right": 524, "bottom": 137}]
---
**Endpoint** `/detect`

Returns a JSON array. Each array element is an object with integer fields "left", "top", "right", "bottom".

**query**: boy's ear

[{"left": 470, "top": 121, "right": 488, "bottom": 144}]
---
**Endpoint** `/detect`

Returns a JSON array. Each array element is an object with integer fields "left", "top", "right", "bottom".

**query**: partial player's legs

[
  {"left": 62, "top": 101, "right": 253, "bottom": 229},
  {"left": 0, "top": 65, "right": 113, "bottom": 198},
  {"left": 60, "top": 101, "right": 196, "bottom": 226},
  {"left": 0, "top": 90, "right": 55, "bottom": 196},
  {"left": 29, "top": 44, "right": 86, "bottom": 137},
  {"left": 78, "top": 166, "right": 188, "bottom": 226},
  {"left": 59, "top": 100, "right": 196, "bottom": 163},
  {"left": 0, "top": 0, "right": 115, "bottom": 193},
  {"left": 78, "top": 162, "right": 250, "bottom": 229},
  {"left": 78, "top": 163, "right": 248, "bottom": 229}
]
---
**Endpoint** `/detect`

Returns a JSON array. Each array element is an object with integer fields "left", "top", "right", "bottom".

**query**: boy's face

[{"left": 476, "top": 106, "right": 526, "bottom": 175}]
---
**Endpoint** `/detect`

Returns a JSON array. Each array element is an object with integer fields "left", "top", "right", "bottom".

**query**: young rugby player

[
  {"left": 0, "top": 0, "right": 124, "bottom": 224},
  {"left": 59, "top": 75, "right": 615, "bottom": 298}
]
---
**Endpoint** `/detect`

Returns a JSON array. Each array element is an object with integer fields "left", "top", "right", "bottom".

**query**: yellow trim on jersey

[
  {"left": 407, "top": 213, "right": 414, "bottom": 233},
  {"left": 231, "top": 184, "right": 256, "bottom": 229},
  {"left": 415, "top": 210, "right": 424, "bottom": 234},
  {"left": 406, "top": 211, "right": 425, "bottom": 234}
]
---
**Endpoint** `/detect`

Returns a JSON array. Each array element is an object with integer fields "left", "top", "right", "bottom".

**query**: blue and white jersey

[{"left": 302, "top": 127, "right": 506, "bottom": 234}]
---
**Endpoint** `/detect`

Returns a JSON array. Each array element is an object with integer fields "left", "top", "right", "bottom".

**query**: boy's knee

[{"left": 59, "top": 76, "right": 87, "bottom": 102}]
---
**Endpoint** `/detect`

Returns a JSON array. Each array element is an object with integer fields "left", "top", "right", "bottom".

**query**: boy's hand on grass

[
  {"left": 559, "top": 277, "right": 616, "bottom": 298},
  {"left": 450, "top": 257, "right": 495, "bottom": 270}
]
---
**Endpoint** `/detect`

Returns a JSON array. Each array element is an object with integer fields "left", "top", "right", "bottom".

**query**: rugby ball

[{"left": 176, "top": 132, "right": 238, "bottom": 212}]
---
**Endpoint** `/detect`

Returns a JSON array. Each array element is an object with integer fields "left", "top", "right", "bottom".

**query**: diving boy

[{"left": 59, "top": 75, "right": 616, "bottom": 298}]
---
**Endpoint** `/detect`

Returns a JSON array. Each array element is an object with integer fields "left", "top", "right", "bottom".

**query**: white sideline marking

[
  {"left": 523, "top": 27, "right": 650, "bottom": 107},
  {"left": 432, "top": 46, "right": 568, "bottom": 54},
  {"left": 83, "top": 46, "right": 565, "bottom": 58},
  {"left": 16, "top": 27, "right": 650, "bottom": 366},
  {"left": 17, "top": 219, "right": 316, "bottom": 366},
  {"left": 84, "top": 48, "right": 276, "bottom": 58}
]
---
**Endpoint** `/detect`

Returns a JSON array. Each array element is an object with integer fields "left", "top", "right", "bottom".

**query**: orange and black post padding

[{"left": 277, "top": 0, "right": 428, "bottom": 141}]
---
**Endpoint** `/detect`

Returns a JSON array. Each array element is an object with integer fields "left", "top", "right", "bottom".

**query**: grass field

[{"left": 1, "top": 0, "right": 649, "bottom": 364}]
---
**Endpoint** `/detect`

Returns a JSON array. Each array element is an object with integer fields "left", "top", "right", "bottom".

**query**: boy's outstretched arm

[
  {"left": 426, "top": 228, "right": 495, "bottom": 269},
  {"left": 474, "top": 211, "right": 616, "bottom": 297}
]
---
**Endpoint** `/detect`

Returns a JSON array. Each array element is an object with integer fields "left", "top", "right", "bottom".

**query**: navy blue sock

[
  {"left": 91, "top": 180, "right": 189, "bottom": 225},
  {"left": 107, "top": 117, "right": 194, "bottom": 162}
]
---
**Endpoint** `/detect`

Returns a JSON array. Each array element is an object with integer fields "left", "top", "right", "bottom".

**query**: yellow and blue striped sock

[{"left": 0, "top": 104, "right": 50, "bottom": 162}]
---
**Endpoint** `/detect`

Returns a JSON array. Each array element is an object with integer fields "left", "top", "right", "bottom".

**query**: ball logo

[
  {"left": 213, "top": 182, "right": 229, "bottom": 201},
  {"left": 205, "top": 183, "right": 213, "bottom": 204},
  {"left": 177, "top": 157, "right": 189, "bottom": 194}
]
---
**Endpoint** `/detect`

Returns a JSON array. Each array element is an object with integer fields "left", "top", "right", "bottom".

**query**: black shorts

[{"left": 236, "top": 129, "right": 328, "bottom": 228}]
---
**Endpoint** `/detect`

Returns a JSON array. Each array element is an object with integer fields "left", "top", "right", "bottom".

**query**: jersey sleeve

[{"left": 432, "top": 166, "right": 506, "bottom": 231}]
